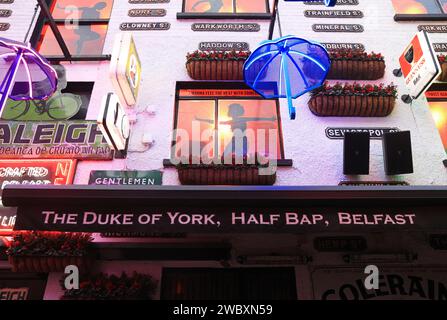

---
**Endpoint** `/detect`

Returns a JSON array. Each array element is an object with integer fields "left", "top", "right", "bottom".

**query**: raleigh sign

[{"left": 0, "top": 121, "right": 113, "bottom": 160}]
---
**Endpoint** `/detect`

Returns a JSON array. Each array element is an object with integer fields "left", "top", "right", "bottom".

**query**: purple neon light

[{"left": 0, "top": 37, "right": 57, "bottom": 102}]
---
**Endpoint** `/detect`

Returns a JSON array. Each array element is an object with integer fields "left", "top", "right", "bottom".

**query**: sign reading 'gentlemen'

[{"left": 192, "top": 23, "right": 260, "bottom": 32}]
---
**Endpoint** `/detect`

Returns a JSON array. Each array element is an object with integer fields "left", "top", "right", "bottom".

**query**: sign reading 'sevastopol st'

[{"left": 0, "top": 121, "right": 113, "bottom": 160}]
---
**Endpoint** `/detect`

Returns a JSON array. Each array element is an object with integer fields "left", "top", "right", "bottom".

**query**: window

[
  {"left": 429, "top": 101, "right": 447, "bottom": 154},
  {"left": 32, "top": 0, "right": 113, "bottom": 60},
  {"left": 178, "top": 0, "right": 271, "bottom": 19},
  {"left": 392, "top": 0, "right": 447, "bottom": 20},
  {"left": 169, "top": 82, "right": 290, "bottom": 165}
]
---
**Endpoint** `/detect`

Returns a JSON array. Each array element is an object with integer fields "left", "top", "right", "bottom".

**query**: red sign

[
  {"left": 0, "top": 159, "right": 76, "bottom": 189},
  {"left": 399, "top": 31, "right": 441, "bottom": 99}
]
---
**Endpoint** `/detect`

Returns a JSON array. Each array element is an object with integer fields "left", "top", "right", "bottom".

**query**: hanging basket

[
  {"left": 8, "top": 255, "right": 94, "bottom": 273},
  {"left": 328, "top": 60, "right": 385, "bottom": 80},
  {"left": 308, "top": 95, "right": 396, "bottom": 117}
]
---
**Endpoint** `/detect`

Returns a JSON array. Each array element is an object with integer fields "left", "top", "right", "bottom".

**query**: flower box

[
  {"left": 8, "top": 256, "right": 93, "bottom": 273},
  {"left": 176, "top": 156, "right": 276, "bottom": 185},
  {"left": 7, "top": 231, "right": 94, "bottom": 273},
  {"left": 327, "top": 50, "right": 386, "bottom": 80},
  {"left": 62, "top": 272, "right": 158, "bottom": 300},
  {"left": 186, "top": 50, "right": 252, "bottom": 81},
  {"left": 308, "top": 83, "right": 398, "bottom": 117},
  {"left": 438, "top": 54, "right": 447, "bottom": 82}
]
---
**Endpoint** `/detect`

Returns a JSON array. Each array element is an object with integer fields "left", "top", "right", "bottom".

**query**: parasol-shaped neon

[
  {"left": 0, "top": 37, "right": 57, "bottom": 117},
  {"left": 243, "top": 36, "right": 330, "bottom": 120}
]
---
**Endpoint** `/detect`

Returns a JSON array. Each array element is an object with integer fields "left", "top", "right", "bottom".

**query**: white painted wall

[{"left": 6, "top": 0, "right": 446, "bottom": 186}]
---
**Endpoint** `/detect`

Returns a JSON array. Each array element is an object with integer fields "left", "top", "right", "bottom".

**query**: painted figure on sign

[
  {"left": 57, "top": 2, "right": 107, "bottom": 54},
  {"left": 191, "top": 0, "right": 224, "bottom": 13},
  {"left": 195, "top": 103, "right": 276, "bottom": 157}
]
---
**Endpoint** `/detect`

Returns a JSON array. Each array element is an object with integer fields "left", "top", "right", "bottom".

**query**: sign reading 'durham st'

[
  {"left": 0, "top": 160, "right": 76, "bottom": 189},
  {"left": 12, "top": 206, "right": 446, "bottom": 233},
  {"left": 0, "top": 121, "right": 113, "bottom": 160}
]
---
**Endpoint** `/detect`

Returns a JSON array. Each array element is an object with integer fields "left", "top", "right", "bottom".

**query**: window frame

[
  {"left": 177, "top": 0, "right": 272, "bottom": 20},
  {"left": 31, "top": 0, "right": 112, "bottom": 62},
  {"left": 393, "top": 0, "right": 447, "bottom": 21},
  {"left": 164, "top": 81, "right": 293, "bottom": 168}
]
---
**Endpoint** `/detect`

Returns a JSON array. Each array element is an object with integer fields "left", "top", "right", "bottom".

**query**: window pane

[
  {"left": 49, "top": 0, "right": 113, "bottom": 19},
  {"left": 429, "top": 102, "right": 447, "bottom": 154},
  {"left": 37, "top": 23, "right": 108, "bottom": 56},
  {"left": 235, "top": 0, "right": 267, "bottom": 13},
  {"left": 391, "top": 0, "right": 442, "bottom": 14},
  {"left": 175, "top": 100, "right": 216, "bottom": 159},
  {"left": 217, "top": 100, "right": 281, "bottom": 159},
  {"left": 439, "top": 0, "right": 447, "bottom": 13},
  {"left": 184, "top": 0, "right": 233, "bottom": 13}
]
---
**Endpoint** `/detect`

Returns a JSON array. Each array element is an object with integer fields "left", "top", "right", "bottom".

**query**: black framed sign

[
  {"left": 120, "top": 22, "right": 170, "bottom": 31},
  {"left": 312, "top": 24, "right": 364, "bottom": 32},
  {"left": 128, "top": 9, "right": 167, "bottom": 17},
  {"left": 191, "top": 23, "right": 260, "bottom": 32}
]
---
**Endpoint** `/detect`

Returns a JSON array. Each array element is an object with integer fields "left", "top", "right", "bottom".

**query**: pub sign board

[
  {"left": 0, "top": 121, "right": 113, "bottom": 160},
  {"left": 0, "top": 159, "right": 76, "bottom": 189},
  {"left": 89, "top": 170, "right": 163, "bottom": 186},
  {"left": 12, "top": 205, "right": 447, "bottom": 233}
]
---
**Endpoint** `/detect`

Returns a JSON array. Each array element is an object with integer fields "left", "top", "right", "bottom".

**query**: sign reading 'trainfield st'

[
  {"left": 0, "top": 159, "right": 76, "bottom": 189},
  {"left": 0, "top": 121, "right": 113, "bottom": 160}
]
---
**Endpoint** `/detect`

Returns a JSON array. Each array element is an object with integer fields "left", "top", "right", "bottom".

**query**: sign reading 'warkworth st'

[
  {"left": 192, "top": 23, "right": 260, "bottom": 32},
  {"left": 418, "top": 25, "right": 447, "bottom": 33},
  {"left": 0, "top": 121, "right": 113, "bottom": 160}
]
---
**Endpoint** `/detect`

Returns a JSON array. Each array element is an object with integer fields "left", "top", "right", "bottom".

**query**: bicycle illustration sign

[{"left": 1, "top": 65, "right": 82, "bottom": 121}]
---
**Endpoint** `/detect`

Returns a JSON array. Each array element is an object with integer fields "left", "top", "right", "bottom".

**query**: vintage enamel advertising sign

[{"left": 399, "top": 31, "right": 441, "bottom": 99}]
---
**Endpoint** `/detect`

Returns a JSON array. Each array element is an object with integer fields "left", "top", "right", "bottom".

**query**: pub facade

[{"left": 0, "top": 0, "right": 446, "bottom": 300}]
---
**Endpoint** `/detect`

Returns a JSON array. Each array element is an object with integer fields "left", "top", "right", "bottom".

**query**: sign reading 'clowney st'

[
  {"left": 13, "top": 206, "right": 445, "bottom": 233},
  {"left": 0, "top": 121, "right": 113, "bottom": 160}
]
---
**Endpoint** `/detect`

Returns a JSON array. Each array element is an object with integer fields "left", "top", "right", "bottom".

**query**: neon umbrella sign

[
  {"left": 0, "top": 37, "right": 57, "bottom": 117},
  {"left": 284, "top": 0, "right": 337, "bottom": 6},
  {"left": 244, "top": 36, "right": 330, "bottom": 120}
]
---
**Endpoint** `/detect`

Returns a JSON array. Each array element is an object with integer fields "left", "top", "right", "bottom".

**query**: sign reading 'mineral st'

[{"left": 0, "top": 121, "right": 113, "bottom": 160}]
